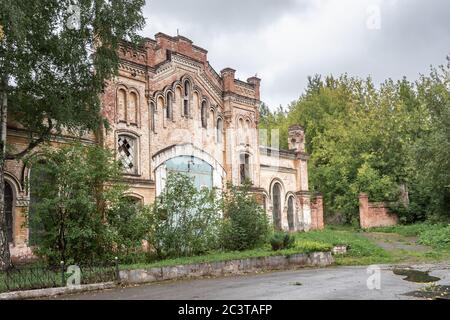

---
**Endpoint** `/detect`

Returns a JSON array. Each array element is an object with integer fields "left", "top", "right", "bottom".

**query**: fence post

[
  {"left": 115, "top": 257, "right": 120, "bottom": 283},
  {"left": 60, "top": 261, "right": 65, "bottom": 287}
]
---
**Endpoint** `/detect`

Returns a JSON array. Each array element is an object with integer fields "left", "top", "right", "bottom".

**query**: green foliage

[
  {"left": 295, "top": 228, "right": 389, "bottom": 260},
  {"left": 147, "top": 173, "right": 222, "bottom": 259},
  {"left": 25, "top": 143, "right": 145, "bottom": 265},
  {"left": 371, "top": 223, "right": 450, "bottom": 250},
  {"left": 1, "top": 0, "right": 145, "bottom": 145},
  {"left": 294, "top": 240, "right": 333, "bottom": 253},
  {"left": 106, "top": 199, "right": 151, "bottom": 264},
  {"left": 418, "top": 225, "right": 450, "bottom": 250},
  {"left": 220, "top": 181, "right": 271, "bottom": 251},
  {"left": 259, "top": 58, "right": 450, "bottom": 223},
  {"left": 270, "top": 232, "right": 295, "bottom": 251}
]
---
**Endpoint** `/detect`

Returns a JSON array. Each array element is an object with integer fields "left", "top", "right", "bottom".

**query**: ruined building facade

[{"left": 4, "top": 33, "right": 323, "bottom": 262}]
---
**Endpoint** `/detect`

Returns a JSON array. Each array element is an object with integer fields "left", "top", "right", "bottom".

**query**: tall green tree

[
  {"left": 0, "top": 0, "right": 145, "bottom": 270},
  {"left": 259, "top": 59, "right": 449, "bottom": 224}
]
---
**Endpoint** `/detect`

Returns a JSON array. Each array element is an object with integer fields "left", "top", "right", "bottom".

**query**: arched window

[
  {"left": 150, "top": 102, "right": 156, "bottom": 132},
  {"left": 166, "top": 92, "right": 173, "bottom": 120},
  {"left": 128, "top": 92, "right": 138, "bottom": 124},
  {"left": 183, "top": 81, "right": 190, "bottom": 117},
  {"left": 287, "top": 196, "right": 295, "bottom": 231},
  {"left": 272, "top": 183, "right": 282, "bottom": 230},
  {"left": 117, "top": 89, "right": 126, "bottom": 122},
  {"left": 238, "top": 118, "right": 244, "bottom": 145},
  {"left": 245, "top": 119, "right": 251, "bottom": 145},
  {"left": 118, "top": 135, "right": 138, "bottom": 175},
  {"left": 217, "top": 118, "right": 223, "bottom": 143},
  {"left": 239, "top": 153, "right": 250, "bottom": 184},
  {"left": 201, "top": 101, "right": 207, "bottom": 128},
  {"left": 4, "top": 181, "right": 13, "bottom": 243}
]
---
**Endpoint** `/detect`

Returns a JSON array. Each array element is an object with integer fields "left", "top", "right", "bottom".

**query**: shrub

[
  {"left": 220, "top": 181, "right": 271, "bottom": 251},
  {"left": 295, "top": 240, "right": 333, "bottom": 253},
  {"left": 106, "top": 199, "right": 151, "bottom": 264},
  {"left": 147, "top": 173, "right": 222, "bottom": 259},
  {"left": 25, "top": 143, "right": 133, "bottom": 265},
  {"left": 270, "top": 232, "right": 295, "bottom": 251}
]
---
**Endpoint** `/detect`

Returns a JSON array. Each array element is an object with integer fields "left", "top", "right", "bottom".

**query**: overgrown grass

[
  {"left": 295, "top": 227, "right": 393, "bottom": 265},
  {"left": 369, "top": 223, "right": 447, "bottom": 237},
  {"left": 369, "top": 223, "right": 450, "bottom": 250},
  {"left": 418, "top": 225, "right": 450, "bottom": 250}
]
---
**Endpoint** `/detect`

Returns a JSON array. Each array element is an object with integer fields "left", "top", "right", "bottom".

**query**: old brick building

[{"left": 4, "top": 33, "right": 322, "bottom": 262}]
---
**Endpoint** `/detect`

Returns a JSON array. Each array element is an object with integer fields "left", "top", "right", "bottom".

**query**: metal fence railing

[{"left": 0, "top": 259, "right": 119, "bottom": 293}]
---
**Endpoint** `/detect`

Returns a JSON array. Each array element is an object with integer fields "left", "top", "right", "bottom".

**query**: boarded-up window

[
  {"left": 288, "top": 196, "right": 295, "bottom": 231},
  {"left": 128, "top": 92, "right": 138, "bottom": 124},
  {"left": 272, "top": 183, "right": 282, "bottom": 230},
  {"left": 201, "top": 101, "right": 207, "bottom": 128},
  {"left": 117, "top": 89, "right": 126, "bottom": 122}
]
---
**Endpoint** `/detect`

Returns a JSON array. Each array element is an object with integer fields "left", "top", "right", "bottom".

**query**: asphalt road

[{"left": 51, "top": 263, "right": 450, "bottom": 300}]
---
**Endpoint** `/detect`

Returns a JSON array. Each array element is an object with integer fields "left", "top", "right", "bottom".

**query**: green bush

[
  {"left": 147, "top": 173, "right": 222, "bottom": 259},
  {"left": 295, "top": 240, "right": 333, "bottom": 253},
  {"left": 270, "top": 232, "right": 295, "bottom": 251},
  {"left": 106, "top": 199, "right": 151, "bottom": 264},
  {"left": 220, "top": 181, "right": 271, "bottom": 251},
  {"left": 25, "top": 143, "right": 135, "bottom": 265}
]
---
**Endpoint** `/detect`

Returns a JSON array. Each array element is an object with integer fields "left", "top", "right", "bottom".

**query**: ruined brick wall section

[
  {"left": 310, "top": 195, "right": 324, "bottom": 230},
  {"left": 359, "top": 193, "right": 398, "bottom": 229}
]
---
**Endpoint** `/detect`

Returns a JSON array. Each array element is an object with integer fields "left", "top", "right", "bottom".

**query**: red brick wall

[
  {"left": 359, "top": 193, "right": 398, "bottom": 229},
  {"left": 310, "top": 195, "right": 324, "bottom": 230}
]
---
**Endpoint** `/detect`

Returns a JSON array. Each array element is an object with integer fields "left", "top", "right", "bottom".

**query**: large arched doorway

[
  {"left": 287, "top": 196, "right": 295, "bottom": 231},
  {"left": 272, "top": 183, "right": 282, "bottom": 230},
  {"left": 4, "top": 182, "right": 14, "bottom": 243}
]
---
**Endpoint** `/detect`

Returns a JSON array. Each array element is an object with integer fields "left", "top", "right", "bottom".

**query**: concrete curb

[
  {"left": 120, "top": 251, "right": 334, "bottom": 284},
  {"left": 1, "top": 251, "right": 334, "bottom": 299},
  {"left": 0, "top": 282, "right": 116, "bottom": 300}
]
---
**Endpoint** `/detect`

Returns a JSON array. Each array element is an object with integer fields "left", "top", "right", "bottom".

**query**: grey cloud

[{"left": 140, "top": 0, "right": 450, "bottom": 108}]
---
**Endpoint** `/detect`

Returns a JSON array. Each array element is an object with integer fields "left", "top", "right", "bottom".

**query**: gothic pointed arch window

[
  {"left": 272, "top": 183, "right": 282, "bottom": 230},
  {"left": 287, "top": 196, "right": 295, "bottom": 231},
  {"left": 201, "top": 101, "right": 207, "bottom": 128},
  {"left": 150, "top": 102, "right": 156, "bottom": 132},
  {"left": 166, "top": 92, "right": 173, "bottom": 120},
  {"left": 238, "top": 118, "right": 244, "bottom": 145},
  {"left": 217, "top": 118, "right": 223, "bottom": 143},
  {"left": 117, "top": 88, "right": 127, "bottom": 122},
  {"left": 245, "top": 119, "right": 251, "bottom": 145},
  {"left": 128, "top": 91, "right": 138, "bottom": 124},
  {"left": 183, "top": 80, "right": 190, "bottom": 117}
]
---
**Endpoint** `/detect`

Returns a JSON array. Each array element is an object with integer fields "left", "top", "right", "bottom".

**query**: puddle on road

[
  {"left": 404, "top": 285, "right": 450, "bottom": 300},
  {"left": 393, "top": 269, "right": 441, "bottom": 283}
]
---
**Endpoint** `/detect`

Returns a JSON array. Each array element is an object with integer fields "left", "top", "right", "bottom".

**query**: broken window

[
  {"left": 118, "top": 135, "right": 138, "bottom": 174},
  {"left": 166, "top": 92, "right": 173, "bottom": 119},
  {"left": 201, "top": 101, "right": 207, "bottom": 128},
  {"left": 239, "top": 153, "right": 250, "bottom": 184}
]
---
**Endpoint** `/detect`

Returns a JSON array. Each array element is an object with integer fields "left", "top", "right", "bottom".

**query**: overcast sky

[{"left": 141, "top": 0, "right": 450, "bottom": 108}]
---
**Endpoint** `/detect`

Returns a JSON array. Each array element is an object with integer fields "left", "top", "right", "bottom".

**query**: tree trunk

[{"left": 0, "top": 82, "right": 12, "bottom": 271}]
